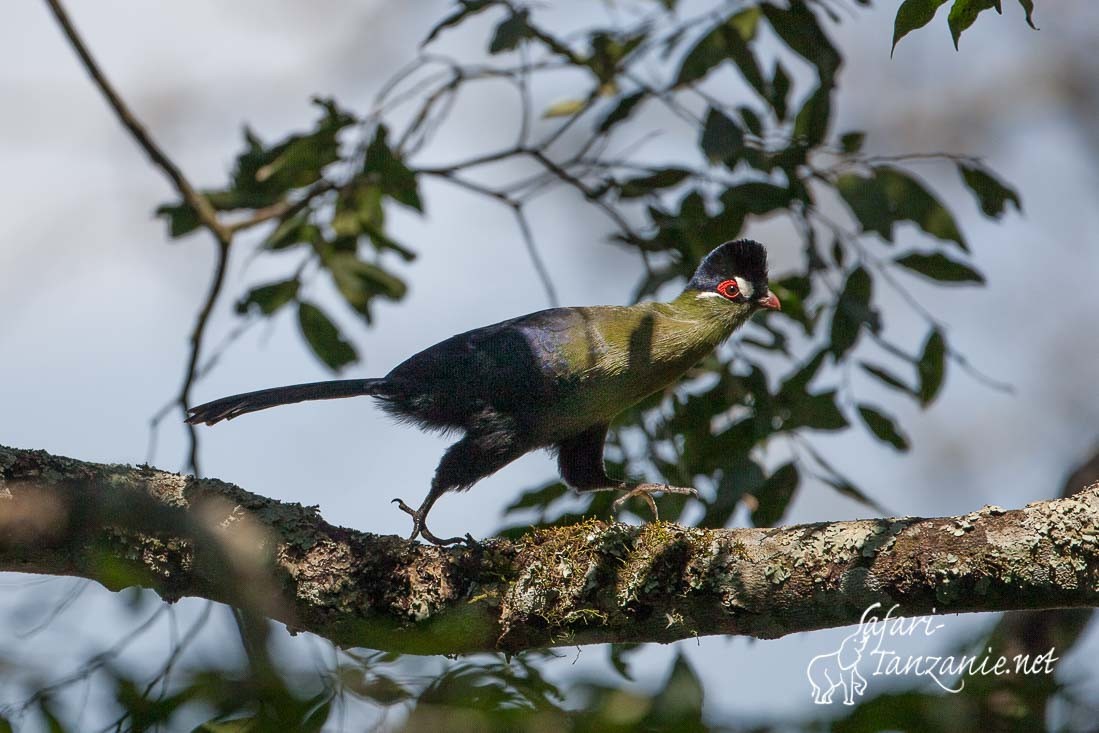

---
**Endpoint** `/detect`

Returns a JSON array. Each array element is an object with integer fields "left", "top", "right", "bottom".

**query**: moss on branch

[{"left": 1, "top": 445, "right": 1097, "bottom": 655}]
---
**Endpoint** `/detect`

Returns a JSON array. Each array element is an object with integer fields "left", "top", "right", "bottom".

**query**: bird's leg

[
  {"left": 397, "top": 425, "right": 525, "bottom": 546},
  {"left": 574, "top": 483, "right": 699, "bottom": 520},
  {"left": 556, "top": 424, "right": 698, "bottom": 522},
  {"left": 609, "top": 483, "right": 699, "bottom": 520},
  {"left": 391, "top": 494, "right": 473, "bottom": 546}
]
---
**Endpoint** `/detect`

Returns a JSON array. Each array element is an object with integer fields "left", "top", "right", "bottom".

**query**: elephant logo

[{"left": 806, "top": 626, "right": 871, "bottom": 705}]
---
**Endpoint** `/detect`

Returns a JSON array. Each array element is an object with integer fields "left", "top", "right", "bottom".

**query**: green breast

[{"left": 535, "top": 295, "right": 748, "bottom": 441}]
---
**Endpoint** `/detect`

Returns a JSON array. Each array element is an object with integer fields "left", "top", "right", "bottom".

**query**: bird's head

[{"left": 686, "top": 239, "right": 781, "bottom": 312}]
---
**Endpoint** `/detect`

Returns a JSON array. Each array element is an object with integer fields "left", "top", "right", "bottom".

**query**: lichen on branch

[{"left": 1, "top": 445, "right": 1097, "bottom": 656}]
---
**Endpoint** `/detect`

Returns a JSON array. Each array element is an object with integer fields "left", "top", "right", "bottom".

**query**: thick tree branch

[{"left": 1, "top": 444, "right": 1097, "bottom": 656}]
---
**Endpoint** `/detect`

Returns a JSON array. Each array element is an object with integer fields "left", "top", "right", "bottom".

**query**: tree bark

[{"left": 1, "top": 444, "right": 1097, "bottom": 655}]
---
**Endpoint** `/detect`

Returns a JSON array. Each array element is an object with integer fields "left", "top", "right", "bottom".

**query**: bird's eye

[{"left": 716, "top": 279, "right": 740, "bottom": 300}]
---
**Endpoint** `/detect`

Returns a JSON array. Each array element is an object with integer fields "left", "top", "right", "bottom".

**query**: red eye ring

[{"left": 716, "top": 279, "right": 740, "bottom": 300}]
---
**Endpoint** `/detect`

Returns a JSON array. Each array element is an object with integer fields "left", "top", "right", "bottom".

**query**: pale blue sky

[{"left": 2, "top": 0, "right": 1098, "bottom": 728}]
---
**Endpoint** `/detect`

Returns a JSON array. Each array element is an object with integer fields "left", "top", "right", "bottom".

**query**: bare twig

[
  {"left": 510, "top": 203, "right": 559, "bottom": 307},
  {"left": 420, "top": 169, "right": 559, "bottom": 306},
  {"left": 179, "top": 241, "right": 231, "bottom": 475},
  {"left": 526, "top": 149, "right": 643, "bottom": 243},
  {"left": 43, "top": 0, "right": 237, "bottom": 474},
  {"left": 42, "top": 0, "right": 228, "bottom": 243}
]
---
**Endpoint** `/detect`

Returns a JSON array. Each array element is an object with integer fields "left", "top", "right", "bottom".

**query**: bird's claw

[
  {"left": 611, "top": 483, "right": 699, "bottom": 521},
  {"left": 391, "top": 497, "right": 477, "bottom": 547}
]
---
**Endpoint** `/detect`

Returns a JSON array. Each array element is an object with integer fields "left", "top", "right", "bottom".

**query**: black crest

[{"left": 686, "top": 239, "right": 769, "bottom": 292}]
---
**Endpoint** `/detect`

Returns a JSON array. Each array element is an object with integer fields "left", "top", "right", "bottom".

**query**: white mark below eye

[{"left": 735, "top": 277, "right": 754, "bottom": 299}]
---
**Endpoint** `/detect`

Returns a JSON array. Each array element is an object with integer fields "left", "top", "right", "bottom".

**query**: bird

[{"left": 186, "top": 239, "right": 780, "bottom": 545}]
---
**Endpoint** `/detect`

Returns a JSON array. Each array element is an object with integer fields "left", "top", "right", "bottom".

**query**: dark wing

[{"left": 380, "top": 308, "right": 583, "bottom": 429}]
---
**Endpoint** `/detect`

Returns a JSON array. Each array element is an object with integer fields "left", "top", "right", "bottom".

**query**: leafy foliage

[
  {"left": 893, "top": 0, "right": 1039, "bottom": 53},
  {"left": 157, "top": 100, "right": 418, "bottom": 374},
  {"left": 154, "top": 0, "right": 1022, "bottom": 534},
  {"left": 12, "top": 0, "right": 1076, "bottom": 730}
]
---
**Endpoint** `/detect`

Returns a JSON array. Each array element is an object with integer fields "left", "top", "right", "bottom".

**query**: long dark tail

[{"left": 185, "top": 378, "right": 386, "bottom": 426}]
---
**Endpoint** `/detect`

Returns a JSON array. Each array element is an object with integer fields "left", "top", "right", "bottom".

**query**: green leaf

[
  {"left": 839, "top": 167, "right": 968, "bottom": 247},
  {"left": 761, "top": 2, "right": 841, "bottom": 85},
  {"left": 236, "top": 278, "right": 300, "bottom": 315},
  {"left": 750, "top": 463, "right": 799, "bottom": 527},
  {"left": 300, "top": 693, "right": 334, "bottom": 733},
  {"left": 840, "top": 131, "right": 866, "bottom": 153},
  {"left": 649, "top": 654, "right": 705, "bottom": 724},
  {"left": 228, "top": 101, "right": 353, "bottom": 207},
  {"left": 779, "top": 349, "right": 828, "bottom": 400},
  {"left": 354, "top": 261, "right": 407, "bottom": 299},
  {"left": 617, "top": 168, "right": 692, "bottom": 198},
  {"left": 948, "top": 0, "right": 1001, "bottom": 50},
  {"left": 155, "top": 202, "right": 200, "bottom": 239},
  {"left": 858, "top": 405, "right": 911, "bottom": 451},
  {"left": 793, "top": 85, "right": 831, "bottom": 146},
  {"left": 327, "top": 253, "right": 407, "bottom": 320},
  {"left": 790, "top": 390, "right": 849, "bottom": 431},
  {"left": 738, "top": 106, "right": 763, "bottom": 137},
  {"left": 917, "top": 329, "right": 947, "bottom": 406},
  {"left": 877, "top": 167, "right": 966, "bottom": 249},
  {"left": 250, "top": 131, "right": 337, "bottom": 188},
  {"left": 821, "top": 474, "right": 887, "bottom": 513},
  {"left": 608, "top": 643, "right": 640, "bottom": 682},
  {"left": 831, "top": 237, "right": 846, "bottom": 267},
  {"left": 769, "top": 274, "right": 813, "bottom": 332},
  {"left": 587, "top": 30, "right": 648, "bottom": 82},
  {"left": 892, "top": 0, "right": 949, "bottom": 54},
  {"left": 728, "top": 6, "right": 762, "bottom": 40},
  {"left": 958, "top": 163, "right": 1022, "bottom": 218},
  {"left": 332, "top": 182, "right": 384, "bottom": 238},
  {"left": 363, "top": 223, "right": 417, "bottom": 262},
  {"left": 837, "top": 173, "right": 892, "bottom": 239},
  {"left": 504, "top": 481, "right": 568, "bottom": 514},
  {"left": 722, "top": 14, "right": 768, "bottom": 99},
  {"left": 674, "top": 23, "right": 725, "bottom": 86},
  {"left": 489, "top": 9, "right": 532, "bottom": 53},
  {"left": 770, "top": 63, "right": 791, "bottom": 120},
  {"left": 801, "top": 442, "right": 889, "bottom": 514},
  {"left": 829, "top": 266, "right": 877, "bottom": 360},
  {"left": 699, "top": 108, "right": 744, "bottom": 165},
  {"left": 596, "top": 91, "right": 645, "bottom": 133},
  {"left": 203, "top": 188, "right": 272, "bottom": 211},
  {"left": 39, "top": 705, "right": 65, "bottom": 733},
  {"left": 674, "top": 8, "right": 764, "bottom": 95},
  {"left": 542, "top": 98, "right": 587, "bottom": 118},
  {"left": 1018, "top": 0, "right": 1037, "bottom": 29},
  {"left": 722, "top": 182, "right": 791, "bottom": 215},
  {"left": 297, "top": 301, "right": 357, "bottom": 372},
  {"left": 364, "top": 126, "right": 423, "bottom": 212},
  {"left": 422, "top": 0, "right": 496, "bottom": 46},
  {"left": 895, "top": 252, "right": 985, "bottom": 284},
  {"left": 264, "top": 211, "right": 322, "bottom": 250},
  {"left": 860, "top": 361, "right": 917, "bottom": 396},
  {"left": 699, "top": 458, "right": 764, "bottom": 528}
]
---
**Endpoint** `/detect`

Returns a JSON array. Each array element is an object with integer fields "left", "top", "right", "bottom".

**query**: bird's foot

[
  {"left": 391, "top": 498, "right": 477, "bottom": 547},
  {"left": 611, "top": 483, "right": 699, "bottom": 521}
]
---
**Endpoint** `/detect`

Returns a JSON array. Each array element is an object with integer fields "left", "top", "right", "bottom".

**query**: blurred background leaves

[
  {"left": 5, "top": 0, "right": 1099, "bottom": 730},
  {"left": 151, "top": 0, "right": 1021, "bottom": 534}
]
